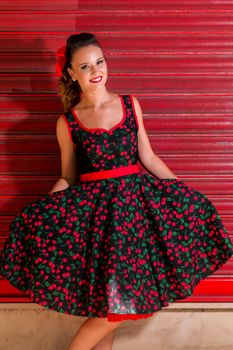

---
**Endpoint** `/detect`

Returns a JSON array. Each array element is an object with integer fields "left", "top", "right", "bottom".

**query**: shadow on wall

[{"left": 0, "top": 35, "right": 65, "bottom": 297}]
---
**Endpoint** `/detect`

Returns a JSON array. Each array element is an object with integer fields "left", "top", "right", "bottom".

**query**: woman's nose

[{"left": 91, "top": 66, "right": 99, "bottom": 75}]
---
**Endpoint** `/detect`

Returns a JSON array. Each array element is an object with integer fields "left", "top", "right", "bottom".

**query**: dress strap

[{"left": 123, "top": 95, "right": 140, "bottom": 131}]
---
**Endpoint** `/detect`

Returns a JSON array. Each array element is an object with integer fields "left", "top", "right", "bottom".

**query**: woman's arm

[
  {"left": 131, "top": 95, "right": 179, "bottom": 179},
  {"left": 48, "top": 115, "right": 78, "bottom": 194}
]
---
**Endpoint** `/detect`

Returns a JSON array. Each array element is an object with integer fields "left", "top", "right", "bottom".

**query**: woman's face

[{"left": 67, "top": 44, "right": 108, "bottom": 93}]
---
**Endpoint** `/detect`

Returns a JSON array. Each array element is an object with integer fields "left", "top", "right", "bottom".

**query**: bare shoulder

[
  {"left": 55, "top": 114, "right": 78, "bottom": 185},
  {"left": 57, "top": 113, "right": 66, "bottom": 124},
  {"left": 56, "top": 114, "right": 74, "bottom": 148},
  {"left": 56, "top": 114, "right": 67, "bottom": 138},
  {"left": 131, "top": 95, "right": 142, "bottom": 114}
]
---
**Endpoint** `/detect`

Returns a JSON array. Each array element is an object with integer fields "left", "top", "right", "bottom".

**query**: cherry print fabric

[{"left": 0, "top": 95, "right": 232, "bottom": 323}]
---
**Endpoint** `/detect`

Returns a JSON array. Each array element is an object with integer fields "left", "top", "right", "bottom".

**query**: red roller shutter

[{"left": 0, "top": 0, "right": 232, "bottom": 303}]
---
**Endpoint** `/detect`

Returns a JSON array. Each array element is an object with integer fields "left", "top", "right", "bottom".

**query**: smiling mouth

[{"left": 90, "top": 76, "right": 102, "bottom": 83}]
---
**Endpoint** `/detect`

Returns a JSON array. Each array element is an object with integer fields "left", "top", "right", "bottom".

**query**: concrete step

[{"left": 1, "top": 303, "right": 233, "bottom": 350}]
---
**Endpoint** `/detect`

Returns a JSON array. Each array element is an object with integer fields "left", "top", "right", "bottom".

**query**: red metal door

[{"left": 0, "top": 0, "right": 232, "bottom": 302}]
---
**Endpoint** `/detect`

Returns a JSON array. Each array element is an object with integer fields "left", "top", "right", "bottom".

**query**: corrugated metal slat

[{"left": 0, "top": 0, "right": 232, "bottom": 303}]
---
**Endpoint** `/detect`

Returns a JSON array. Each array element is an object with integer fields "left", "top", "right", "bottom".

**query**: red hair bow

[{"left": 55, "top": 45, "right": 66, "bottom": 78}]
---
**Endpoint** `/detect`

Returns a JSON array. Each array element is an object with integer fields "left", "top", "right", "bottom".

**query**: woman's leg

[
  {"left": 66, "top": 317, "right": 123, "bottom": 350},
  {"left": 92, "top": 329, "right": 116, "bottom": 350}
]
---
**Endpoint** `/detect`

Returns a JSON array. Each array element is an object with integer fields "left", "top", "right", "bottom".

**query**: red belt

[{"left": 80, "top": 164, "right": 140, "bottom": 182}]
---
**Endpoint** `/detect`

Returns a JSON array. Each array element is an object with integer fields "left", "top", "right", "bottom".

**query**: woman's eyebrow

[{"left": 79, "top": 56, "right": 104, "bottom": 66}]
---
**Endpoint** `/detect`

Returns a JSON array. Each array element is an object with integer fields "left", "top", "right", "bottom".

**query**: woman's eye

[{"left": 80, "top": 59, "right": 104, "bottom": 70}]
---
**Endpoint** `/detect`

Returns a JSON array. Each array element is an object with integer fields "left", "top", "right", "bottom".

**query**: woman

[{"left": 0, "top": 32, "right": 232, "bottom": 350}]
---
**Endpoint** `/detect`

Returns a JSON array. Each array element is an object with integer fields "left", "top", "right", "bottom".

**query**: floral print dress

[{"left": 0, "top": 94, "right": 232, "bottom": 322}]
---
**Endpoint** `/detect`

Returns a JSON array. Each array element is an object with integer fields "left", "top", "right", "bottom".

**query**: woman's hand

[{"left": 48, "top": 177, "right": 71, "bottom": 194}]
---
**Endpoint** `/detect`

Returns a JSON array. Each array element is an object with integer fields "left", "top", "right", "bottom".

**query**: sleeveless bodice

[{"left": 63, "top": 94, "right": 139, "bottom": 175}]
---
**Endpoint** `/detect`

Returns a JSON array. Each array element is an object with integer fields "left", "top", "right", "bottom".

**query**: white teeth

[{"left": 90, "top": 76, "right": 102, "bottom": 82}]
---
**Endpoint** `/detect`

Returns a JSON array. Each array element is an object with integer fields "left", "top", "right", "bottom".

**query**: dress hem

[{"left": 1, "top": 248, "right": 232, "bottom": 322}]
